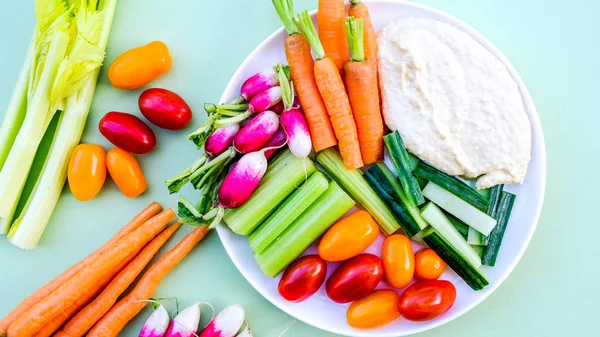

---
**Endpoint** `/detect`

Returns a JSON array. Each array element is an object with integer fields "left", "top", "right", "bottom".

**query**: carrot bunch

[{"left": 0, "top": 202, "right": 210, "bottom": 337}]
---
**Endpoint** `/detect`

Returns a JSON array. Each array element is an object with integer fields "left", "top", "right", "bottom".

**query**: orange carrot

[
  {"left": 87, "top": 226, "right": 210, "bottom": 337},
  {"left": 0, "top": 202, "right": 162, "bottom": 337},
  {"left": 32, "top": 256, "right": 135, "bottom": 337},
  {"left": 55, "top": 223, "right": 182, "bottom": 337},
  {"left": 318, "top": 0, "right": 349, "bottom": 71},
  {"left": 344, "top": 18, "right": 384, "bottom": 164},
  {"left": 348, "top": 0, "right": 378, "bottom": 65},
  {"left": 296, "top": 11, "right": 363, "bottom": 169},
  {"left": 7, "top": 209, "right": 175, "bottom": 337},
  {"left": 272, "top": 0, "right": 337, "bottom": 152}
]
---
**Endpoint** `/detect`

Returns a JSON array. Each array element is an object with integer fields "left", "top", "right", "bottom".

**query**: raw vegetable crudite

[
  {"left": 138, "top": 304, "right": 170, "bottom": 337},
  {"left": 99, "top": 111, "right": 157, "bottom": 154},
  {"left": 318, "top": 210, "right": 379, "bottom": 262},
  {"left": 199, "top": 304, "right": 246, "bottom": 337},
  {"left": 0, "top": 0, "right": 118, "bottom": 248},
  {"left": 166, "top": 302, "right": 201, "bottom": 337},
  {"left": 139, "top": 88, "right": 193, "bottom": 130},
  {"left": 106, "top": 148, "right": 147, "bottom": 198},
  {"left": 68, "top": 144, "right": 107, "bottom": 202},
  {"left": 271, "top": 0, "right": 337, "bottom": 152}
]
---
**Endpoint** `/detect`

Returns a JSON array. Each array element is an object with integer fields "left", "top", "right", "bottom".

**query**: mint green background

[{"left": 0, "top": 0, "right": 596, "bottom": 336}]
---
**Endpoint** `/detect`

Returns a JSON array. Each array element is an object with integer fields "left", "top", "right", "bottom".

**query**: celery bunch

[{"left": 0, "top": 0, "right": 118, "bottom": 249}]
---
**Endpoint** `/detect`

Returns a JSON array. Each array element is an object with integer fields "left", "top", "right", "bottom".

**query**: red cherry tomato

[
  {"left": 99, "top": 112, "right": 156, "bottom": 154},
  {"left": 326, "top": 254, "right": 383, "bottom": 303},
  {"left": 278, "top": 255, "right": 327, "bottom": 302},
  {"left": 399, "top": 280, "right": 456, "bottom": 321},
  {"left": 138, "top": 88, "right": 192, "bottom": 130}
]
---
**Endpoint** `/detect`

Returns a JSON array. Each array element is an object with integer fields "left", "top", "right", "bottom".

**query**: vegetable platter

[{"left": 215, "top": 1, "right": 546, "bottom": 336}]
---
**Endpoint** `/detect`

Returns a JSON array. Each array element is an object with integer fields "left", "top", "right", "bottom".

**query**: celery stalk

[
  {"left": 0, "top": 30, "right": 70, "bottom": 233},
  {"left": 223, "top": 150, "right": 316, "bottom": 235},
  {"left": 255, "top": 181, "right": 355, "bottom": 277},
  {"left": 8, "top": 0, "right": 119, "bottom": 248},
  {"left": 316, "top": 149, "right": 400, "bottom": 235},
  {"left": 0, "top": 38, "right": 35, "bottom": 170},
  {"left": 248, "top": 171, "right": 329, "bottom": 254}
]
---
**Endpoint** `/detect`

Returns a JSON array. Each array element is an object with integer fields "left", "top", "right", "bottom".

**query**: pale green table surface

[{"left": 0, "top": 0, "right": 597, "bottom": 336}]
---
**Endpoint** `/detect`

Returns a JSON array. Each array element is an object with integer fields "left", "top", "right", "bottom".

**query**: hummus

[{"left": 378, "top": 18, "right": 532, "bottom": 189}]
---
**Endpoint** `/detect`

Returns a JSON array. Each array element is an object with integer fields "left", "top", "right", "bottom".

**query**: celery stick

[
  {"left": 316, "top": 149, "right": 400, "bottom": 235},
  {"left": 223, "top": 150, "right": 316, "bottom": 235},
  {"left": 249, "top": 171, "right": 329, "bottom": 254},
  {"left": 255, "top": 181, "right": 355, "bottom": 277},
  {"left": 0, "top": 38, "right": 34, "bottom": 170}
]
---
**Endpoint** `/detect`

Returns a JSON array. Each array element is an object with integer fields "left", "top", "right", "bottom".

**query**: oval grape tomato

[
  {"left": 278, "top": 255, "right": 327, "bottom": 302},
  {"left": 99, "top": 112, "right": 156, "bottom": 154},
  {"left": 382, "top": 234, "right": 415, "bottom": 289},
  {"left": 108, "top": 41, "right": 172, "bottom": 90},
  {"left": 399, "top": 280, "right": 456, "bottom": 322},
  {"left": 346, "top": 290, "right": 401, "bottom": 329},
  {"left": 106, "top": 148, "right": 147, "bottom": 198},
  {"left": 67, "top": 144, "right": 106, "bottom": 201},
  {"left": 326, "top": 254, "right": 383, "bottom": 304},
  {"left": 139, "top": 88, "right": 192, "bottom": 130},
  {"left": 415, "top": 248, "right": 446, "bottom": 280},
  {"left": 318, "top": 210, "right": 379, "bottom": 262}
]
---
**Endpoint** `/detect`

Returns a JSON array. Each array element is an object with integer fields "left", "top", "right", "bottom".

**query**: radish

[
  {"left": 270, "top": 101, "right": 284, "bottom": 114},
  {"left": 139, "top": 304, "right": 170, "bottom": 337},
  {"left": 199, "top": 304, "right": 246, "bottom": 337},
  {"left": 233, "top": 110, "right": 279, "bottom": 154},
  {"left": 218, "top": 151, "right": 268, "bottom": 209},
  {"left": 248, "top": 86, "right": 282, "bottom": 113},
  {"left": 165, "top": 302, "right": 201, "bottom": 337},
  {"left": 235, "top": 325, "right": 252, "bottom": 337},
  {"left": 205, "top": 124, "right": 240, "bottom": 157},
  {"left": 263, "top": 126, "right": 288, "bottom": 161},
  {"left": 240, "top": 67, "right": 279, "bottom": 100},
  {"left": 275, "top": 65, "right": 312, "bottom": 158}
]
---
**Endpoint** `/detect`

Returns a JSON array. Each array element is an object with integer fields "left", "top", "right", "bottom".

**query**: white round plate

[{"left": 216, "top": 1, "right": 546, "bottom": 336}]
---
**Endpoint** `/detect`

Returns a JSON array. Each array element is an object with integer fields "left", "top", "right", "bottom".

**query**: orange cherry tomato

[
  {"left": 108, "top": 41, "right": 172, "bottom": 90},
  {"left": 106, "top": 148, "right": 147, "bottom": 198},
  {"left": 382, "top": 234, "right": 415, "bottom": 289},
  {"left": 415, "top": 248, "right": 446, "bottom": 280},
  {"left": 346, "top": 290, "right": 401, "bottom": 329},
  {"left": 67, "top": 144, "right": 106, "bottom": 201},
  {"left": 318, "top": 210, "right": 379, "bottom": 262}
]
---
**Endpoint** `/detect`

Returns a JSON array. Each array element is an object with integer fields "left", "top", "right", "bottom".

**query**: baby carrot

[
  {"left": 0, "top": 202, "right": 162, "bottom": 337},
  {"left": 344, "top": 17, "right": 384, "bottom": 164},
  {"left": 296, "top": 11, "right": 363, "bottom": 169},
  {"left": 7, "top": 209, "right": 175, "bottom": 337},
  {"left": 348, "top": 0, "right": 378, "bottom": 65},
  {"left": 272, "top": 0, "right": 337, "bottom": 152},
  {"left": 55, "top": 223, "right": 182, "bottom": 337},
  {"left": 87, "top": 226, "right": 210, "bottom": 337},
  {"left": 318, "top": 0, "right": 349, "bottom": 71}
]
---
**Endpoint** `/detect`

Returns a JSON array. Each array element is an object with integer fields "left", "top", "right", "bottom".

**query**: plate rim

[{"left": 216, "top": 1, "right": 547, "bottom": 336}]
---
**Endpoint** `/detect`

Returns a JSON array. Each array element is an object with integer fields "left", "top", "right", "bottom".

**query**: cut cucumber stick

[
  {"left": 384, "top": 131, "right": 425, "bottom": 206},
  {"left": 482, "top": 191, "right": 516, "bottom": 266},
  {"left": 422, "top": 182, "right": 497, "bottom": 236}
]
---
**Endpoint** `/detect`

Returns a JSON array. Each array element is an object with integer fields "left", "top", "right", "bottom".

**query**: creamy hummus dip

[{"left": 378, "top": 18, "right": 532, "bottom": 189}]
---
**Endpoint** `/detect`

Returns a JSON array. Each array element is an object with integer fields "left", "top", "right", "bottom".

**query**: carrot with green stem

[
  {"left": 87, "top": 225, "right": 211, "bottom": 337},
  {"left": 318, "top": 0, "right": 349, "bottom": 72},
  {"left": 272, "top": 0, "right": 337, "bottom": 152},
  {"left": 0, "top": 202, "right": 162, "bottom": 337},
  {"left": 54, "top": 223, "right": 182, "bottom": 337},
  {"left": 295, "top": 11, "right": 363, "bottom": 169},
  {"left": 344, "top": 17, "right": 384, "bottom": 164},
  {"left": 348, "top": 0, "right": 378, "bottom": 65},
  {"left": 7, "top": 209, "right": 175, "bottom": 337}
]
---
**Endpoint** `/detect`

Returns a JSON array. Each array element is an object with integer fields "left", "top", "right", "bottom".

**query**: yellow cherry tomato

[
  {"left": 106, "top": 148, "right": 147, "bottom": 198},
  {"left": 318, "top": 210, "right": 379, "bottom": 262},
  {"left": 67, "top": 144, "right": 106, "bottom": 201},
  {"left": 382, "top": 234, "right": 415, "bottom": 288},
  {"left": 346, "top": 290, "right": 401, "bottom": 329},
  {"left": 108, "top": 41, "right": 172, "bottom": 90},
  {"left": 415, "top": 248, "right": 446, "bottom": 280}
]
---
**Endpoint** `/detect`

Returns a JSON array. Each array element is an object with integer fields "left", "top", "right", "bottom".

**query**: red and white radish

[
  {"left": 218, "top": 151, "right": 269, "bottom": 209},
  {"left": 240, "top": 67, "right": 279, "bottom": 100},
  {"left": 233, "top": 110, "right": 279, "bottom": 154},
  {"left": 235, "top": 325, "right": 252, "bottom": 337},
  {"left": 205, "top": 124, "right": 240, "bottom": 157},
  {"left": 139, "top": 304, "right": 170, "bottom": 337},
  {"left": 275, "top": 64, "right": 312, "bottom": 158},
  {"left": 165, "top": 302, "right": 201, "bottom": 337},
  {"left": 248, "top": 86, "right": 282, "bottom": 113},
  {"left": 199, "top": 304, "right": 246, "bottom": 337},
  {"left": 263, "top": 126, "right": 288, "bottom": 161},
  {"left": 270, "top": 101, "right": 284, "bottom": 114},
  {"left": 280, "top": 109, "right": 311, "bottom": 158}
]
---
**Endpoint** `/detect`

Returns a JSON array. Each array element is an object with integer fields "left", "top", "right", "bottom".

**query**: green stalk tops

[{"left": 346, "top": 17, "right": 365, "bottom": 62}]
